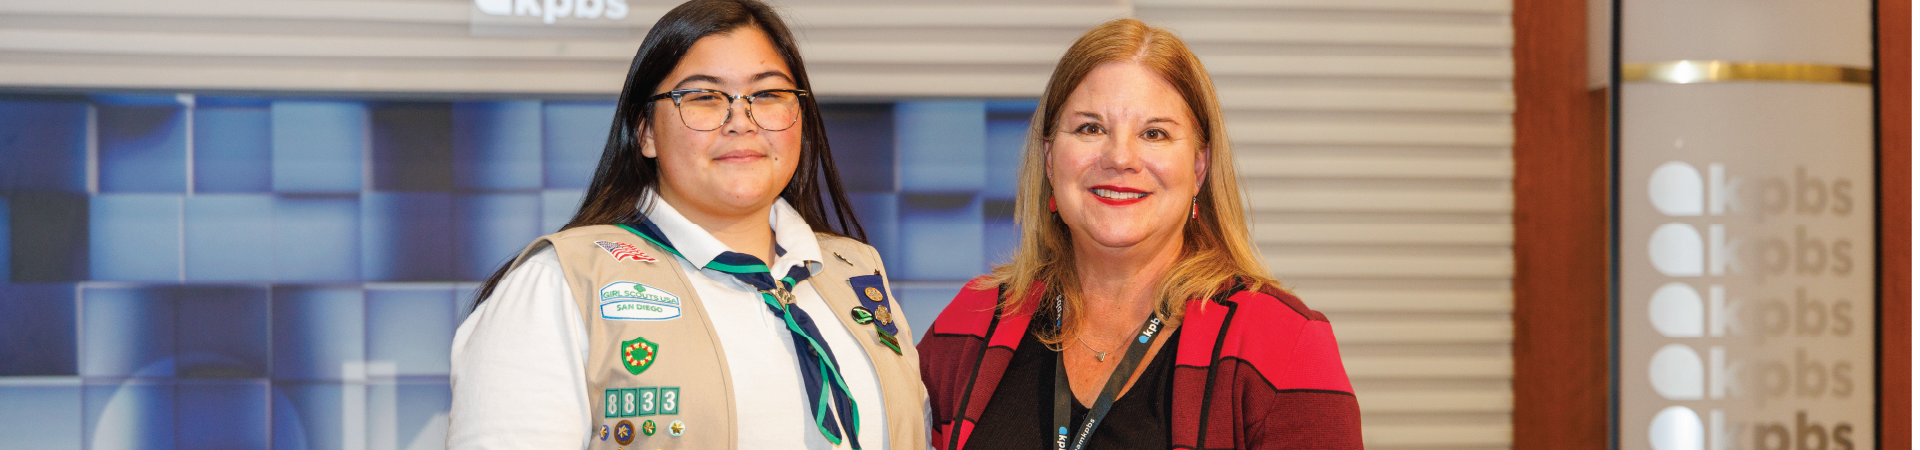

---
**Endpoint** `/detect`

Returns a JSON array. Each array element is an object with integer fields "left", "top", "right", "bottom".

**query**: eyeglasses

[{"left": 646, "top": 88, "right": 809, "bottom": 132}]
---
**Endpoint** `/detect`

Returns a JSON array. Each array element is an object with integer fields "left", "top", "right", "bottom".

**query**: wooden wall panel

[
  {"left": 1875, "top": 0, "right": 1910, "bottom": 448},
  {"left": 1511, "top": 0, "right": 1610, "bottom": 447}
]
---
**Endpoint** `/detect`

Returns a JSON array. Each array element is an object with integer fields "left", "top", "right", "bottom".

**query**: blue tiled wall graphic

[
  {"left": 0, "top": 93, "right": 1035, "bottom": 449},
  {"left": 271, "top": 102, "right": 367, "bottom": 194},
  {"left": 95, "top": 95, "right": 189, "bottom": 194}
]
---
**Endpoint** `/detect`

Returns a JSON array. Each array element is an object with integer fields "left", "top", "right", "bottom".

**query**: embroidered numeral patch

[
  {"left": 605, "top": 390, "right": 621, "bottom": 418},
  {"left": 659, "top": 387, "right": 679, "bottom": 415},
  {"left": 605, "top": 387, "right": 681, "bottom": 418},
  {"left": 622, "top": 388, "right": 640, "bottom": 417},
  {"left": 635, "top": 387, "right": 658, "bottom": 416}
]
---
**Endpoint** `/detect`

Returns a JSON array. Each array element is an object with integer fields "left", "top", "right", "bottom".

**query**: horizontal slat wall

[
  {"left": 1136, "top": 1, "right": 1515, "bottom": 448},
  {"left": 0, "top": 0, "right": 1124, "bottom": 96}
]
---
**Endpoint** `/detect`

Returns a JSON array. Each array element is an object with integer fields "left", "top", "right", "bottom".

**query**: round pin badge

[
  {"left": 669, "top": 420, "right": 686, "bottom": 437},
  {"left": 641, "top": 419, "right": 657, "bottom": 436},
  {"left": 849, "top": 306, "right": 875, "bottom": 324},
  {"left": 614, "top": 420, "right": 635, "bottom": 445}
]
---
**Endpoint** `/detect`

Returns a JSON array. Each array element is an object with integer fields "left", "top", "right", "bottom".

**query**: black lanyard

[{"left": 1052, "top": 315, "right": 1164, "bottom": 450}]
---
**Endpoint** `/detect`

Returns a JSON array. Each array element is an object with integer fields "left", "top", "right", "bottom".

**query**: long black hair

[{"left": 472, "top": 0, "right": 866, "bottom": 307}]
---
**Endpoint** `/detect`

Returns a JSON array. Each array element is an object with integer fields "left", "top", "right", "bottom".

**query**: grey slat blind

[{"left": 1136, "top": 1, "right": 1515, "bottom": 448}]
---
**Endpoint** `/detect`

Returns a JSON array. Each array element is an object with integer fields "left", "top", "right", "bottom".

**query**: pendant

[{"left": 1093, "top": 351, "right": 1108, "bottom": 362}]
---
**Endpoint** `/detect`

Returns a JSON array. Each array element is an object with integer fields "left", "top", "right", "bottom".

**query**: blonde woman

[{"left": 916, "top": 19, "right": 1361, "bottom": 450}]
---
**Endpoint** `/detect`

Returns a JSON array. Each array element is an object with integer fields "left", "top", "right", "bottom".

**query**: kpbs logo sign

[{"left": 474, "top": 0, "right": 630, "bottom": 24}]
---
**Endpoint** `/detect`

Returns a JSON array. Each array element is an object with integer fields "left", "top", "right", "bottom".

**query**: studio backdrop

[{"left": 0, "top": 0, "right": 1518, "bottom": 448}]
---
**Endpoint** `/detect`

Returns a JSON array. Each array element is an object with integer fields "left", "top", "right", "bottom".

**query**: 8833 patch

[{"left": 604, "top": 387, "right": 683, "bottom": 418}]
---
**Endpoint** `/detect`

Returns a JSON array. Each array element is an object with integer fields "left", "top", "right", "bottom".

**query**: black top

[{"left": 969, "top": 318, "right": 1179, "bottom": 450}]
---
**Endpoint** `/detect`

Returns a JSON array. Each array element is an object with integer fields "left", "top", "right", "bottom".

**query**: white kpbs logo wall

[
  {"left": 474, "top": 0, "right": 629, "bottom": 24},
  {"left": 1621, "top": 84, "right": 1875, "bottom": 450}
]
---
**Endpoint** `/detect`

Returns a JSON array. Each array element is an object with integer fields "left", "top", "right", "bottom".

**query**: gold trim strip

[{"left": 1622, "top": 61, "right": 1873, "bottom": 85}]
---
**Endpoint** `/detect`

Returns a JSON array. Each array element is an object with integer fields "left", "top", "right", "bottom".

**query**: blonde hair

[{"left": 980, "top": 18, "right": 1277, "bottom": 346}]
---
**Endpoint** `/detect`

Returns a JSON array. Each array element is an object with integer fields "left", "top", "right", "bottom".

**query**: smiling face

[
  {"left": 1046, "top": 61, "right": 1209, "bottom": 253},
  {"left": 641, "top": 26, "right": 803, "bottom": 224}
]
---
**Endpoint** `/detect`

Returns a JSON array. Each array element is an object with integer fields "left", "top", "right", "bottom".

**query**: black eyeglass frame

[{"left": 645, "top": 88, "right": 811, "bottom": 132}]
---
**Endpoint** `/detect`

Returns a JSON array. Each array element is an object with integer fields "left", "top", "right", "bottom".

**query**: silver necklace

[
  {"left": 1057, "top": 294, "right": 1137, "bottom": 362},
  {"left": 1075, "top": 335, "right": 1130, "bottom": 362}
]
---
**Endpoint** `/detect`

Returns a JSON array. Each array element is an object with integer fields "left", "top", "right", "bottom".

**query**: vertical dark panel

[
  {"left": 370, "top": 102, "right": 455, "bottom": 192},
  {"left": 1512, "top": 0, "right": 1611, "bottom": 447},
  {"left": 173, "top": 285, "right": 271, "bottom": 378},
  {"left": 7, "top": 192, "right": 89, "bottom": 282},
  {"left": 0, "top": 284, "right": 78, "bottom": 376},
  {"left": 819, "top": 103, "right": 896, "bottom": 193},
  {"left": 1874, "top": 0, "right": 1910, "bottom": 448},
  {"left": 0, "top": 100, "right": 89, "bottom": 193}
]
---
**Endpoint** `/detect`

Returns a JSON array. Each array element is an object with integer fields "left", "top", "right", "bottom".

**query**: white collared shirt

[{"left": 449, "top": 192, "right": 897, "bottom": 449}]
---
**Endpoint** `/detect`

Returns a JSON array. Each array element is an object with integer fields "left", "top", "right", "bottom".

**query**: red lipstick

[{"left": 1088, "top": 185, "right": 1149, "bottom": 206}]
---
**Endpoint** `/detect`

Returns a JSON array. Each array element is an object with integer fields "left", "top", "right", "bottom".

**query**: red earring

[
  {"left": 1191, "top": 201, "right": 1199, "bottom": 219},
  {"left": 1048, "top": 196, "right": 1057, "bottom": 212}
]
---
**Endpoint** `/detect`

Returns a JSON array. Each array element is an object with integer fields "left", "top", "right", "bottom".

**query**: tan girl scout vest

[{"left": 505, "top": 224, "right": 928, "bottom": 450}]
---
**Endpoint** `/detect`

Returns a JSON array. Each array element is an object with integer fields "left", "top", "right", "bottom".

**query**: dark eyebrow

[
  {"left": 672, "top": 74, "right": 723, "bottom": 90},
  {"left": 751, "top": 71, "right": 794, "bottom": 84},
  {"left": 671, "top": 72, "right": 794, "bottom": 90}
]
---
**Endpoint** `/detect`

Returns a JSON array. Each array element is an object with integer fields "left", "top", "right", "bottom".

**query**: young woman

[
  {"left": 448, "top": 1, "right": 927, "bottom": 448},
  {"left": 917, "top": 19, "right": 1363, "bottom": 449}
]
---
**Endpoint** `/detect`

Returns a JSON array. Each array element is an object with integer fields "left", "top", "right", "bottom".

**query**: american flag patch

[{"left": 594, "top": 240, "right": 657, "bottom": 263}]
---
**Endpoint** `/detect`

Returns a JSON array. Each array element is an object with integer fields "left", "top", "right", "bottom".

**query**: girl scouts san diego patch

[{"left": 599, "top": 281, "right": 682, "bottom": 320}]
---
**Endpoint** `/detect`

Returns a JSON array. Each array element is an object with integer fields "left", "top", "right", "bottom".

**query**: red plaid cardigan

[{"left": 917, "top": 278, "right": 1364, "bottom": 449}]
